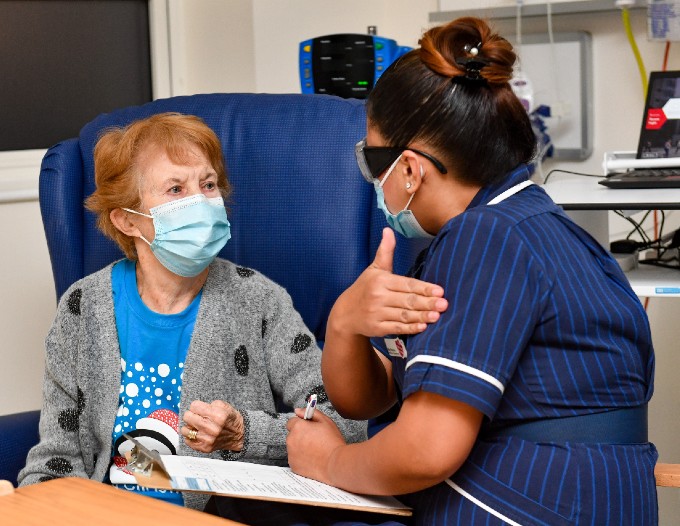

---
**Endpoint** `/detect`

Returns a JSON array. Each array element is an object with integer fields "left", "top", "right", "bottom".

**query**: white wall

[
  {"left": 1, "top": 0, "right": 678, "bottom": 519},
  {"left": 0, "top": 200, "right": 54, "bottom": 413},
  {"left": 171, "top": 0, "right": 256, "bottom": 96}
]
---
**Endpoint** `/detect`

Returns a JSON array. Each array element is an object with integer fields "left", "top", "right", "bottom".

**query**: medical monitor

[{"left": 299, "top": 34, "right": 411, "bottom": 99}]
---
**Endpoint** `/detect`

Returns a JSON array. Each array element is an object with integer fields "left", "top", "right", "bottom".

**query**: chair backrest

[{"left": 39, "top": 93, "right": 428, "bottom": 344}]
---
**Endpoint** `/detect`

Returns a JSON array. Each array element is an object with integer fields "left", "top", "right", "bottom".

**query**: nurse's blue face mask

[
  {"left": 373, "top": 155, "right": 433, "bottom": 239},
  {"left": 124, "top": 193, "right": 231, "bottom": 277},
  {"left": 355, "top": 138, "right": 447, "bottom": 239}
]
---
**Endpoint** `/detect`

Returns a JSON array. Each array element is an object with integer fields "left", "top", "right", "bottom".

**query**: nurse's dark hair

[{"left": 366, "top": 17, "right": 536, "bottom": 186}]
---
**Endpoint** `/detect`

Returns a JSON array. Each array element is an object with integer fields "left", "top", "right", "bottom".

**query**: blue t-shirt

[{"left": 108, "top": 259, "right": 202, "bottom": 506}]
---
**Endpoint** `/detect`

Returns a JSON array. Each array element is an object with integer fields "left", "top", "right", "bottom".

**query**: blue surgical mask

[
  {"left": 373, "top": 155, "right": 434, "bottom": 239},
  {"left": 124, "top": 194, "right": 231, "bottom": 277}
]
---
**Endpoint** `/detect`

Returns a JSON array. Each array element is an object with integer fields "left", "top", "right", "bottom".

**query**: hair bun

[{"left": 419, "top": 17, "right": 516, "bottom": 86}]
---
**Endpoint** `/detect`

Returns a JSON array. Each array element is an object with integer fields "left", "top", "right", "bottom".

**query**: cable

[
  {"left": 614, "top": 209, "right": 680, "bottom": 272},
  {"left": 640, "top": 259, "right": 680, "bottom": 270},
  {"left": 543, "top": 169, "right": 603, "bottom": 183},
  {"left": 615, "top": 210, "right": 652, "bottom": 246},
  {"left": 621, "top": 7, "right": 648, "bottom": 97},
  {"left": 663, "top": 41, "right": 671, "bottom": 72}
]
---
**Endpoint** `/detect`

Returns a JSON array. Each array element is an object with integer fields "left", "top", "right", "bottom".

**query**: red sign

[{"left": 646, "top": 108, "right": 667, "bottom": 130}]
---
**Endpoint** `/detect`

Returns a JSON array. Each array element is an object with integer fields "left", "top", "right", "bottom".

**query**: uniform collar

[{"left": 466, "top": 164, "right": 533, "bottom": 210}]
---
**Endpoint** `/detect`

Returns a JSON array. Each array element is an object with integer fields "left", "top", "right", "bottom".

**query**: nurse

[{"left": 287, "top": 16, "right": 658, "bottom": 525}]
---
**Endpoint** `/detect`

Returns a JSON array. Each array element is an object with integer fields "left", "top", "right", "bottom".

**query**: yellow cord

[{"left": 622, "top": 7, "right": 648, "bottom": 97}]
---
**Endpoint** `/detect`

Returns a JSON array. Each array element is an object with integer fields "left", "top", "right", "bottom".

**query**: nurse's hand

[
  {"left": 330, "top": 228, "right": 448, "bottom": 337},
  {"left": 286, "top": 408, "right": 345, "bottom": 485},
  {"left": 181, "top": 400, "right": 244, "bottom": 453}
]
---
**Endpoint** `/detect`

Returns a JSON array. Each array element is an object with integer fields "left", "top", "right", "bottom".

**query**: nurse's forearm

[
  {"left": 322, "top": 317, "right": 395, "bottom": 420},
  {"left": 325, "top": 417, "right": 455, "bottom": 495},
  {"left": 324, "top": 392, "right": 481, "bottom": 496}
]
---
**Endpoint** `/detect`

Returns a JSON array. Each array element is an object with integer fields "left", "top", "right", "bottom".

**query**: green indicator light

[{"left": 357, "top": 81, "right": 369, "bottom": 86}]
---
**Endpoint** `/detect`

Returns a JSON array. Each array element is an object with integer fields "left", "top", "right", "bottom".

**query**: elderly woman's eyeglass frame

[{"left": 354, "top": 138, "right": 448, "bottom": 183}]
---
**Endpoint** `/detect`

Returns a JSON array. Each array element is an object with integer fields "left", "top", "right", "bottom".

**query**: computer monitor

[{"left": 0, "top": 0, "right": 153, "bottom": 152}]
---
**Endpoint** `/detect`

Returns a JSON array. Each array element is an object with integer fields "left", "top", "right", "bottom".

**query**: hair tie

[
  {"left": 452, "top": 41, "right": 487, "bottom": 85},
  {"left": 453, "top": 56, "right": 489, "bottom": 86}
]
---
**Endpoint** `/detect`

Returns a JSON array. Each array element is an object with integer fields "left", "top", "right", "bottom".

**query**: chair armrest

[
  {"left": 655, "top": 462, "right": 680, "bottom": 487},
  {"left": 0, "top": 410, "right": 40, "bottom": 487}
]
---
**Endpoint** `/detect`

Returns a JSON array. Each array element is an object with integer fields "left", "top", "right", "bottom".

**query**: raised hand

[{"left": 329, "top": 227, "right": 448, "bottom": 337}]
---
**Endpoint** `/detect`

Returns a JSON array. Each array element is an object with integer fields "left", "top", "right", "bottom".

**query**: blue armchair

[{"left": 1, "top": 93, "right": 427, "bottom": 486}]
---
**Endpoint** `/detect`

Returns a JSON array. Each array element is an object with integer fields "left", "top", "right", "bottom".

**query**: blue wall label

[{"left": 655, "top": 287, "right": 680, "bottom": 294}]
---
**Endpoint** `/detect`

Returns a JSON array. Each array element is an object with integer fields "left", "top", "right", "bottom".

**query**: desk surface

[
  {"left": 542, "top": 177, "right": 680, "bottom": 210},
  {"left": 1, "top": 477, "right": 246, "bottom": 525}
]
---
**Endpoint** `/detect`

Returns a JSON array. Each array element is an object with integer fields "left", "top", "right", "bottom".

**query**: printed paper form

[{"left": 159, "top": 455, "right": 411, "bottom": 515}]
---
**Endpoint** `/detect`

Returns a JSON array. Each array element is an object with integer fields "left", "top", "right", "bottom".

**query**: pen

[{"left": 303, "top": 394, "right": 317, "bottom": 420}]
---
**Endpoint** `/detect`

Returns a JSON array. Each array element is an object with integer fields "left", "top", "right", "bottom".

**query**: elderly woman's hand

[
  {"left": 330, "top": 228, "right": 448, "bottom": 338},
  {"left": 181, "top": 400, "right": 244, "bottom": 453}
]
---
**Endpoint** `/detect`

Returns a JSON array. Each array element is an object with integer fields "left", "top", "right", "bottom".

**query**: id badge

[{"left": 384, "top": 337, "right": 407, "bottom": 359}]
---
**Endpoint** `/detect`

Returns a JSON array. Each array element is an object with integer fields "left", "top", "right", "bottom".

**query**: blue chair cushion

[{"left": 0, "top": 410, "right": 40, "bottom": 487}]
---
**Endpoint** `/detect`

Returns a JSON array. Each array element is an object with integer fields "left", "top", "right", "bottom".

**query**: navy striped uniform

[{"left": 372, "top": 166, "right": 657, "bottom": 525}]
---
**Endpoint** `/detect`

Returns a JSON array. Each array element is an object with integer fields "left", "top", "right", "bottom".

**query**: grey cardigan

[{"left": 19, "top": 258, "right": 366, "bottom": 510}]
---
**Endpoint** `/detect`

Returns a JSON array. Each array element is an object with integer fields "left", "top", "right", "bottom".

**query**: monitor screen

[
  {"left": 637, "top": 71, "right": 680, "bottom": 160},
  {"left": 0, "top": 0, "right": 152, "bottom": 151},
  {"left": 311, "top": 35, "right": 375, "bottom": 99}
]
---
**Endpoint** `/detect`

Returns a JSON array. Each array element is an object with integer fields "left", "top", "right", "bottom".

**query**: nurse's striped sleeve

[{"left": 401, "top": 208, "right": 549, "bottom": 418}]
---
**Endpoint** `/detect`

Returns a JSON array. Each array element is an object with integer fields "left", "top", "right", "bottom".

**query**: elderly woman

[{"left": 19, "top": 112, "right": 365, "bottom": 511}]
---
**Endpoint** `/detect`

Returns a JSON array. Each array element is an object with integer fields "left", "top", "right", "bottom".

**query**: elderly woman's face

[{"left": 137, "top": 143, "right": 221, "bottom": 213}]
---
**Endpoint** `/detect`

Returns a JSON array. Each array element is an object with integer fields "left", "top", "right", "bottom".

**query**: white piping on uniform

[
  {"left": 445, "top": 479, "right": 524, "bottom": 526},
  {"left": 405, "top": 355, "right": 505, "bottom": 394},
  {"left": 487, "top": 180, "right": 534, "bottom": 205}
]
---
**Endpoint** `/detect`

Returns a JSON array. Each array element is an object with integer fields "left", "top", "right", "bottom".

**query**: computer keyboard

[{"left": 599, "top": 168, "right": 680, "bottom": 189}]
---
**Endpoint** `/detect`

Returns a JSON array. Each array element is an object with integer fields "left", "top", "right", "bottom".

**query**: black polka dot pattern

[
  {"left": 236, "top": 267, "right": 254, "bottom": 278},
  {"left": 261, "top": 318, "right": 268, "bottom": 338},
  {"left": 39, "top": 475, "right": 57, "bottom": 483},
  {"left": 58, "top": 408, "right": 79, "bottom": 432},
  {"left": 264, "top": 411, "right": 279, "bottom": 419},
  {"left": 291, "top": 333, "right": 312, "bottom": 354},
  {"left": 307, "top": 385, "right": 329, "bottom": 404},
  {"left": 67, "top": 289, "right": 82, "bottom": 315},
  {"left": 46, "top": 457, "right": 73, "bottom": 475},
  {"left": 234, "top": 345, "right": 249, "bottom": 376}
]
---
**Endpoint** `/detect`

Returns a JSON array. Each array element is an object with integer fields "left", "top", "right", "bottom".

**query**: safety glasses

[{"left": 354, "top": 138, "right": 448, "bottom": 183}]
